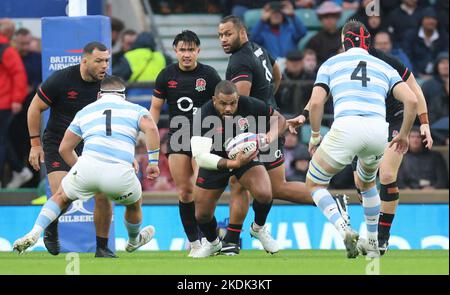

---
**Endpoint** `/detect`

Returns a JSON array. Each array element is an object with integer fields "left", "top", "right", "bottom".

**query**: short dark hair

[
  {"left": 220, "top": 15, "right": 246, "bottom": 31},
  {"left": 214, "top": 80, "right": 237, "bottom": 97},
  {"left": 83, "top": 42, "right": 108, "bottom": 56},
  {"left": 100, "top": 75, "right": 126, "bottom": 92},
  {"left": 172, "top": 30, "right": 201, "bottom": 48},
  {"left": 342, "top": 19, "right": 371, "bottom": 51},
  {"left": 111, "top": 17, "right": 125, "bottom": 33},
  {"left": 14, "top": 28, "right": 31, "bottom": 36}
]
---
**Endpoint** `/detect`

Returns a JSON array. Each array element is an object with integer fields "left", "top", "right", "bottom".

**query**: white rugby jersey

[
  {"left": 68, "top": 94, "right": 148, "bottom": 164},
  {"left": 315, "top": 48, "right": 403, "bottom": 120}
]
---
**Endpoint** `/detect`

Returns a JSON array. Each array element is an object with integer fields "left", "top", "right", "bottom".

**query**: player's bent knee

[{"left": 177, "top": 186, "right": 194, "bottom": 202}]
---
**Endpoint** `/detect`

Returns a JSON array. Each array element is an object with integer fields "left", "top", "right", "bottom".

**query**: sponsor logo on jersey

[
  {"left": 238, "top": 118, "right": 249, "bottom": 131},
  {"left": 168, "top": 80, "right": 178, "bottom": 89},
  {"left": 195, "top": 78, "right": 206, "bottom": 92},
  {"left": 67, "top": 90, "right": 79, "bottom": 99},
  {"left": 196, "top": 177, "right": 205, "bottom": 184},
  {"left": 51, "top": 161, "right": 61, "bottom": 168}
]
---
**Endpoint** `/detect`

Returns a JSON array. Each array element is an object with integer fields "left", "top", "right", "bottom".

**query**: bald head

[{"left": 0, "top": 18, "right": 16, "bottom": 40}]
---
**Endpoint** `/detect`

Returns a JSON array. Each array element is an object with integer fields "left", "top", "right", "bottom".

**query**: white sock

[
  {"left": 312, "top": 188, "right": 349, "bottom": 239},
  {"left": 361, "top": 186, "right": 380, "bottom": 247},
  {"left": 31, "top": 199, "right": 62, "bottom": 237}
]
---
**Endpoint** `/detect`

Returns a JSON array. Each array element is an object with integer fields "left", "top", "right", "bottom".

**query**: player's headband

[
  {"left": 343, "top": 26, "right": 371, "bottom": 51},
  {"left": 99, "top": 88, "right": 126, "bottom": 95},
  {"left": 98, "top": 88, "right": 126, "bottom": 100}
]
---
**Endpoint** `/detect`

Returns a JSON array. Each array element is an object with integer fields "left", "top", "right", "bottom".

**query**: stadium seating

[
  {"left": 244, "top": 8, "right": 356, "bottom": 31},
  {"left": 297, "top": 30, "right": 317, "bottom": 51}
]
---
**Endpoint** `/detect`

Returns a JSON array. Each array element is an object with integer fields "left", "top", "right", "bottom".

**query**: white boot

[{"left": 7, "top": 167, "right": 33, "bottom": 189}]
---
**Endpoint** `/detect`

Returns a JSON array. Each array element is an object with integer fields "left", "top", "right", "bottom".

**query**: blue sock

[
  {"left": 125, "top": 220, "right": 141, "bottom": 243},
  {"left": 361, "top": 186, "right": 381, "bottom": 244},
  {"left": 31, "top": 199, "right": 62, "bottom": 236},
  {"left": 312, "top": 188, "right": 349, "bottom": 238}
]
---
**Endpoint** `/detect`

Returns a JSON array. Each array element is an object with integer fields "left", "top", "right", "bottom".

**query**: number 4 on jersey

[{"left": 351, "top": 61, "right": 371, "bottom": 87}]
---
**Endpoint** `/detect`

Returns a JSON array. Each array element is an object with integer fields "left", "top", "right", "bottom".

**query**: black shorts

[
  {"left": 166, "top": 133, "right": 192, "bottom": 157},
  {"left": 196, "top": 160, "right": 263, "bottom": 190},
  {"left": 388, "top": 118, "right": 402, "bottom": 142},
  {"left": 351, "top": 118, "right": 402, "bottom": 171},
  {"left": 261, "top": 136, "right": 285, "bottom": 171},
  {"left": 43, "top": 132, "right": 82, "bottom": 173}
]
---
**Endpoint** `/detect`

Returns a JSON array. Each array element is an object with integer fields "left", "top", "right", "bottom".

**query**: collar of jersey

[
  {"left": 346, "top": 47, "right": 369, "bottom": 55},
  {"left": 99, "top": 93, "right": 126, "bottom": 101}
]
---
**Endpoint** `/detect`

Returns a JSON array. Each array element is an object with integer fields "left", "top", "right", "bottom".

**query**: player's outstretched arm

[
  {"left": 27, "top": 93, "right": 50, "bottom": 171},
  {"left": 308, "top": 86, "right": 328, "bottom": 135},
  {"left": 406, "top": 73, "right": 433, "bottom": 149},
  {"left": 390, "top": 82, "right": 418, "bottom": 154},
  {"left": 59, "top": 129, "right": 82, "bottom": 167},
  {"left": 139, "top": 114, "right": 161, "bottom": 180}
]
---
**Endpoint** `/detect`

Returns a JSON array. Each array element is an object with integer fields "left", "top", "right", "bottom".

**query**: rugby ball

[{"left": 225, "top": 132, "right": 258, "bottom": 160}]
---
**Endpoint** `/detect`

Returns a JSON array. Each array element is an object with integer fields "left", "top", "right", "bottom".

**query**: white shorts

[
  {"left": 317, "top": 116, "right": 389, "bottom": 169},
  {"left": 61, "top": 155, "right": 142, "bottom": 205}
]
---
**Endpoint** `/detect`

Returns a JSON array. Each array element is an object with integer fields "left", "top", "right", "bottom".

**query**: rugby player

[
  {"left": 27, "top": 42, "right": 115, "bottom": 257},
  {"left": 149, "top": 30, "right": 222, "bottom": 256},
  {"left": 288, "top": 26, "right": 433, "bottom": 256},
  {"left": 190, "top": 80, "right": 286, "bottom": 258},
  {"left": 14, "top": 76, "right": 160, "bottom": 254},
  {"left": 218, "top": 16, "right": 349, "bottom": 255},
  {"left": 289, "top": 20, "right": 418, "bottom": 258}
]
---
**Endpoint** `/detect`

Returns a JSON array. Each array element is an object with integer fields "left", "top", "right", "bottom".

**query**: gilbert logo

[{"left": 64, "top": 200, "right": 93, "bottom": 215}]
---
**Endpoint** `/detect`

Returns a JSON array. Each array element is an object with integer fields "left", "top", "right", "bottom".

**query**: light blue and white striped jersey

[
  {"left": 68, "top": 94, "right": 149, "bottom": 164},
  {"left": 315, "top": 48, "right": 403, "bottom": 120}
]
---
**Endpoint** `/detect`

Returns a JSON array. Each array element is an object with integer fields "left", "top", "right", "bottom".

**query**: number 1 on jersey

[
  {"left": 351, "top": 61, "right": 370, "bottom": 87},
  {"left": 103, "top": 109, "right": 112, "bottom": 136}
]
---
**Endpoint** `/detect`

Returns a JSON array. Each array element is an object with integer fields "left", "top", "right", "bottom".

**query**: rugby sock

[
  {"left": 179, "top": 201, "right": 199, "bottom": 242},
  {"left": 379, "top": 213, "right": 394, "bottom": 241},
  {"left": 124, "top": 220, "right": 142, "bottom": 244},
  {"left": 31, "top": 199, "right": 62, "bottom": 236},
  {"left": 252, "top": 199, "right": 273, "bottom": 227},
  {"left": 361, "top": 186, "right": 381, "bottom": 245},
  {"left": 312, "top": 188, "right": 349, "bottom": 239},
  {"left": 223, "top": 223, "right": 243, "bottom": 244},
  {"left": 96, "top": 236, "right": 108, "bottom": 249},
  {"left": 198, "top": 216, "right": 218, "bottom": 243},
  {"left": 379, "top": 182, "right": 399, "bottom": 241}
]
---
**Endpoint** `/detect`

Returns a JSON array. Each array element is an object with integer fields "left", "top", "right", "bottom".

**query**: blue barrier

[{"left": 0, "top": 204, "right": 447, "bottom": 251}]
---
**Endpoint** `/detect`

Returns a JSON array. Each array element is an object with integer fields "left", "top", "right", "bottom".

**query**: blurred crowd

[{"left": 0, "top": 0, "right": 448, "bottom": 191}]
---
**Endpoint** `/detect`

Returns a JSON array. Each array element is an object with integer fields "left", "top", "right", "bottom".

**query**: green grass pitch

[{"left": 0, "top": 250, "right": 448, "bottom": 275}]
